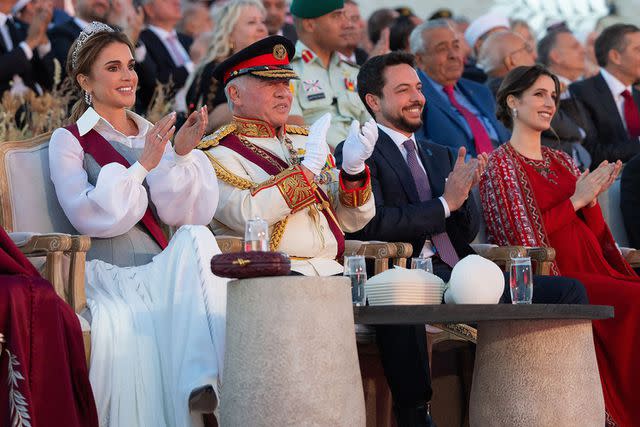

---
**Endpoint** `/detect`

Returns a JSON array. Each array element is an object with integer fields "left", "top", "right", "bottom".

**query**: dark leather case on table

[{"left": 211, "top": 251, "right": 291, "bottom": 278}]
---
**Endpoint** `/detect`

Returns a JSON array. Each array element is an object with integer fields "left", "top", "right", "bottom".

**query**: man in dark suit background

[
  {"left": 45, "top": 0, "right": 110, "bottom": 76},
  {"left": 335, "top": 51, "right": 588, "bottom": 427},
  {"left": 0, "top": 0, "right": 52, "bottom": 95},
  {"left": 409, "top": 19, "right": 510, "bottom": 158},
  {"left": 136, "top": 0, "right": 192, "bottom": 114},
  {"left": 570, "top": 23, "right": 640, "bottom": 166},
  {"left": 262, "top": 0, "right": 297, "bottom": 44}
]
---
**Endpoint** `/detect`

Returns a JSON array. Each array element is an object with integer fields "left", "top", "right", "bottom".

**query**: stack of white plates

[{"left": 365, "top": 268, "right": 445, "bottom": 306}]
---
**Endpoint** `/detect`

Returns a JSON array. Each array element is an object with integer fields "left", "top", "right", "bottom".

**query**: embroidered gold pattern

[
  {"left": 339, "top": 168, "right": 372, "bottom": 208},
  {"left": 197, "top": 123, "right": 237, "bottom": 149},
  {"left": 285, "top": 124, "right": 309, "bottom": 135},
  {"left": 251, "top": 166, "right": 316, "bottom": 212},
  {"left": 233, "top": 116, "right": 277, "bottom": 138}
]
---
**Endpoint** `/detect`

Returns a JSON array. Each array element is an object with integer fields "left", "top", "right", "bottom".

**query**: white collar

[
  {"left": 73, "top": 16, "right": 89, "bottom": 30},
  {"left": 377, "top": 123, "right": 416, "bottom": 150},
  {"left": 77, "top": 106, "right": 152, "bottom": 137},
  {"left": 600, "top": 68, "right": 633, "bottom": 97},
  {"left": 148, "top": 25, "right": 177, "bottom": 40},
  {"left": 0, "top": 12, "right": 9, "bottom": 27}
]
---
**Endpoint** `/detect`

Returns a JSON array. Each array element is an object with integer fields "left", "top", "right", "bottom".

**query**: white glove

[
  {"left": 341, "top": 119, "right": 378, "bottom": 175},
  {"left": 302, "top": 113, "right": 331, "bottom": 176}
]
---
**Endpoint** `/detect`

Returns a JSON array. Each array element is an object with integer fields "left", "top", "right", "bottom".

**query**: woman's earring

[
  {"left": 84, "top": 91, "right": 92, "bottom": 105},
  {"left": 512, "top": 108, "right": 518, "bottom": 118}
]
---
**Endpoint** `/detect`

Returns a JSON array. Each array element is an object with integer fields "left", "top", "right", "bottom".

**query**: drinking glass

[
  {"left": 244, "top": 217, "right": 269, "bottom": 251},
  {"left": 344, "top": 255, "right": 367, "bottom": 306},
  {"left": 411, "top": 257, "right": 433, "bottom": 273},
  {"left": 509, "top": 256, "right": 533, "bottom": 304}
]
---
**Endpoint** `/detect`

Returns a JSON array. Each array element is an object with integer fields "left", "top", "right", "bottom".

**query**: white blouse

[{"left": 49, "top": 107, "right": 219, "bottom": 238}]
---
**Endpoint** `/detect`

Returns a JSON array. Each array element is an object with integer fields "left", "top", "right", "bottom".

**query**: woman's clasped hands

[{"left": 570, "top": 160, "right": 623, "bottom": 210}]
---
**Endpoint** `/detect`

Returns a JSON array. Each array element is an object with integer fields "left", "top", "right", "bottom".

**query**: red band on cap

[{"left": 224, "top": 52, "right": 290, "bottom": 83}]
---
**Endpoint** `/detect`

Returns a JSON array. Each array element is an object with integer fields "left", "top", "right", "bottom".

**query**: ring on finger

[{"left": 156, "top": 133, "right": 162, "bottom": 140}]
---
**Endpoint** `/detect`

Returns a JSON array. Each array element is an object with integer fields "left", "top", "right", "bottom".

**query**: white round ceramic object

[{"left": 446, "top": 255, "right": 504, "bottom": 304}]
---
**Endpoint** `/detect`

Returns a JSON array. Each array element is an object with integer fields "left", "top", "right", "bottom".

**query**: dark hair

[
  {"left": 357, "top": 51, "right": 416, "bottom": 117},
  {"left": 66, "top": 29, "right": 135, "bottom": 121},
  {"left": 389, "top": 15, "right": 417, "bottom": 52},
  {"left": 537, "top": 29, "right": 571, "bottom": 67},
  {"left": 595, "top": 23, "right": 640, "bottom": 67},
  {"left": 495, "top": 65, "right": 560, "bottom": 129},
  {"left": 367, "top": 8, "right": 396, "bottom": 44}
]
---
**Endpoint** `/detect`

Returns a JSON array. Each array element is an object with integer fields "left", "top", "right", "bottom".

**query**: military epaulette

[
  {"left": 285, "top": 124, "right": 309, "bottom": 136},
  {"left": 196, "top": 123, "right": 237, "bottom": 150}
]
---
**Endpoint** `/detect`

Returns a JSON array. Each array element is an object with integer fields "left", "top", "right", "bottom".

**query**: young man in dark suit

[
  {"left": 410, "top": 19, "right": 510, "bottom": 157},
  {"left": 621, "top": 153, "right": 640, "bottom": 252},
  {"left": 335, "top": 51, "right": 588, "bottom": 427},
  {"left": 0, "top": 0, "right": 52, "bottom": 95},
  {"left": 135, "top": 0, "right": 192, "bottom": 114},
  {"left": 570, "top": 23, "right": 640, "bottom": 166}
]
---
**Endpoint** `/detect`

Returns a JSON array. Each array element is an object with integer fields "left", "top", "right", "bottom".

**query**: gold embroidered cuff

[
  {"left": 339, "top": 166, "right": 372, "bottom": 208},
  {"left": 251, "top": 165, "right": 317, "bottom": 213}
]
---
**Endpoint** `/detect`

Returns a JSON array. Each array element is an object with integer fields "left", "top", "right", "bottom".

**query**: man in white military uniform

[
  {"left": 287, "top": 0, "right": 370, "bottom": 149},
  {"left": 198, "top": 35, "right": 377, "bottom": 276}
]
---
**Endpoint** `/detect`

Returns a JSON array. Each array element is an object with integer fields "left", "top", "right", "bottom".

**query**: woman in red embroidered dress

[{"left": 480, "top": 65, "right": 639, "bottom": 426}]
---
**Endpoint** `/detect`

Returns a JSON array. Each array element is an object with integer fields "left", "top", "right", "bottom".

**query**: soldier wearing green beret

[{"left": 288, "top": 0, "right": 370, "bottom": 149}]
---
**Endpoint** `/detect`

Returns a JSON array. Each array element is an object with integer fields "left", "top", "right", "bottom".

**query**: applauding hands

[
  {"left": 302, "top": 113, "right": 331, "bottom": 176},
  {"left": 570, "top": 160, "right": 622, "bottom": 210},
  {"left": 342, "top": 119, "right": 378, "bottom": 175},
  {"left": 443, "top": 147, "right": 488, "bottom": 212},
  {"left": 139, "top": 107, "right": 208, "bottom": 171}
]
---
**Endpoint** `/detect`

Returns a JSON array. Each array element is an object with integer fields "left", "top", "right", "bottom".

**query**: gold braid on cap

[{"left": 72, "top": 22, "right": 115, "bottom": 70}]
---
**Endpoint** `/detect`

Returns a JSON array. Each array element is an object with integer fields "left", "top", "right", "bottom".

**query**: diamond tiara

[{"left": 71, "top": 22, "right": 115, "bottom": 70}]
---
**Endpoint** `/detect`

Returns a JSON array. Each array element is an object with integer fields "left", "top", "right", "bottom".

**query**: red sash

[
  {"left": 219, "top": 134, "right": 345, "bottom": 257},
  {"left": 65, "top": 124, "right": 169, "bottom": 249}
]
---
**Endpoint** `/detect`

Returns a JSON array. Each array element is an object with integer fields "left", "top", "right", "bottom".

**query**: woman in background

[{"left": 185, "top": 0, "right": 268, "bottom": 131}]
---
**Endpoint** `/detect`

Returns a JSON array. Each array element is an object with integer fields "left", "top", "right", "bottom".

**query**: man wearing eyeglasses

[
  {"left": 410, "top": 19, "right": 510, "bottom": 157},
  {"left": 478, "top": 30, "right": 591, "bottom": 170}
]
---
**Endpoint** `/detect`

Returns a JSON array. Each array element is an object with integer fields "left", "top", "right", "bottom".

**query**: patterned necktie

[
  {"left": 621, "top": 90, "right": 640, "bottom": 139},
  {"left": 166, "top": 33, "right": 186, "bottom": 67},
  {"left": 402, "top": 140, "right": 460, "bottom": 267},
  {"left": 443, "top": 85, "right": 494, "bottom": 155}
]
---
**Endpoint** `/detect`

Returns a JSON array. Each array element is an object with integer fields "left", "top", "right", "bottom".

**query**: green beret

[{"left": 290, "top": 0, "right": 344, "bottom": 18}]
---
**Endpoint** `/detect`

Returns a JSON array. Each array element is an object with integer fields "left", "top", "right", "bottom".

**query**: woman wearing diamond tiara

[{"left": 48, "top": 23, "right": 227, "bottom": 427}]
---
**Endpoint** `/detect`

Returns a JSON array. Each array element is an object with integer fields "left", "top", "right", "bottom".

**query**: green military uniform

[{"left": 289, "top": 41, "right": 370, "bottom": 149}]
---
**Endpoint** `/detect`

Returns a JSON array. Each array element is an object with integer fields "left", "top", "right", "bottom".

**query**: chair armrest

[
  {"left": 216, "top": 235, "right": 244, "bottom": 253},
  {"left": 391, "top": 242, "right": 413, "bottom": 268},
  {"left": 430, "top": 323, "right": 478, "bottom": 344},
  {"left": 525, "top": 247, "right": 556, "bottom": 275},
  {"left": 621, "top": 247, "right": 640, "bottom": 268},
  {"left": 471, "top": 244, "right": 527, "bottom": 270},
  {"left": 10, "top": 232, "right": 73, "bottom": 254},
  {"left": 348, "top": 241, "right": 398, "bottom": 275}
]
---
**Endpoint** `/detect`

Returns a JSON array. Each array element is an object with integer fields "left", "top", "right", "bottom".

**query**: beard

[{"left": 382, "top": 107, "right": 423, "bottom": 134}]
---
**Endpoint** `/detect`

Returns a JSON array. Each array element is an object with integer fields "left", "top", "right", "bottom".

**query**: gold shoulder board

[
  {"left": 285, "top": 124, "right": 309, "bottom": 136},
  {"left": 197, "top": 123, "right": 237, "bottom": 150}
]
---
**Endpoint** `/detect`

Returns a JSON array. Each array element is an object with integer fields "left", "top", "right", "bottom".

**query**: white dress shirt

[
  {"left": 600, "top": 68, "right": 634, "bottom": 132},
  {"left": 49, "top": 107, "right": 219, "bottom": 237}
]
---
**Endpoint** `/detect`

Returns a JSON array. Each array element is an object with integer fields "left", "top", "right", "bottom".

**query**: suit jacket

[
  {"left": 135, "top": 28, "right": 193, "bottom": 113},
  {"left": 569, "top": 73, "right": 640, "bottom": 165},
  {"left": 621, "top": 153, "right": 640, "bottom": 248},
  {"left": 417, "top": 71, "right": 510, "bottom": 157},
  {"left": 0, "top": 18, "right": 50, "bottom": 94},
  {"left": 334, "top": 129, "right": 479, "bottom": 260},
  {"left": 281, "top": 23, "right": 297, "bottom": 45},
  {"left": 45, "top": 17, "right": 81, "bottom": 80}
]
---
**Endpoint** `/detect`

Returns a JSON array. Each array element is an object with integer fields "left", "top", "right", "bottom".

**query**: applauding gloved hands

[
  {"left": 342, "top": 119, "right": 378, "bottom": 175},
  {"left": 302, "top": 113, "right": 332, "bottom": 176}
]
